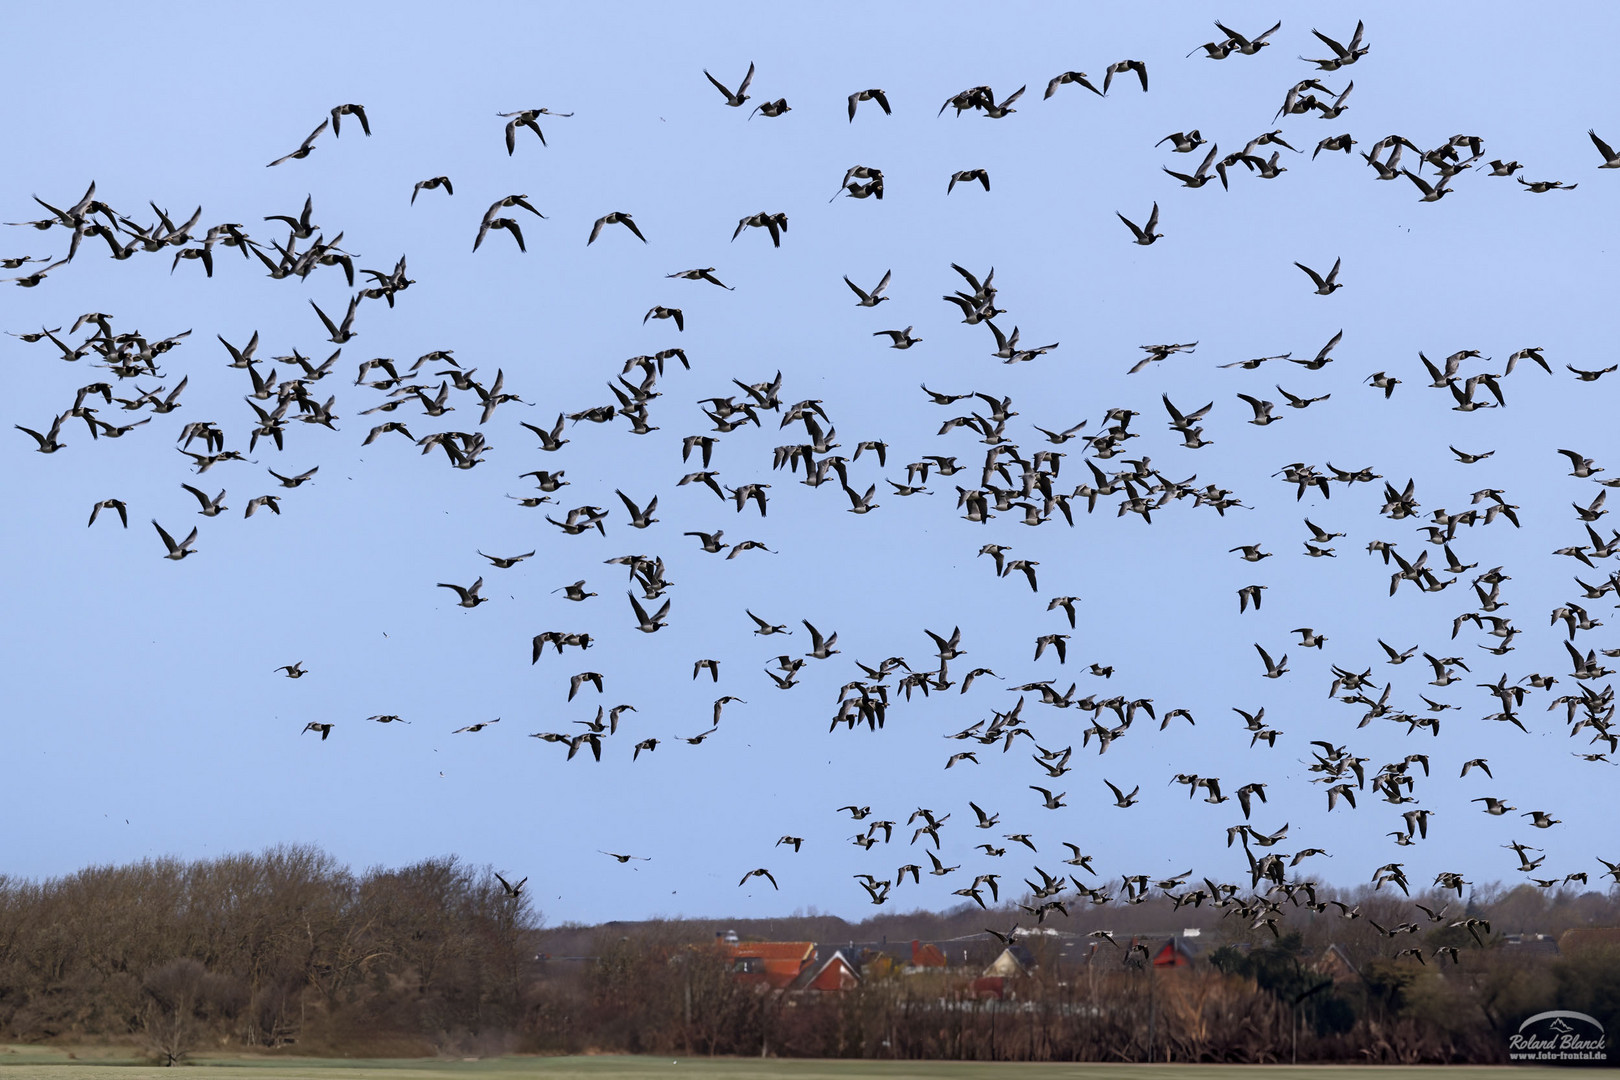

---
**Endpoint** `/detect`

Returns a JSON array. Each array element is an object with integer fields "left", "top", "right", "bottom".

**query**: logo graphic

[{"left": 1509, "top": 1010, "right": 1607, "bottom": 1063}]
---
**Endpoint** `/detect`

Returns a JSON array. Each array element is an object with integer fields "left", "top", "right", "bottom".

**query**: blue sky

[{"left": 4, "top": 2, "right": 1619, "bottom": 923}]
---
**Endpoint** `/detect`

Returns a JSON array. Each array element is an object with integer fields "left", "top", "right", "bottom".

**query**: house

[
  {"left": 984, "top": 944, "right": 1037, "bottom": 977},
  {"left": 910, "top": 939, "right": 948, "bottom": 967},
  {"left": 792, "top": 948, "right": 861, "bottom": 992},
  {"left": 1152, "top": 935, "right": 1202, "bottom": 967},
  {"left": 1313, "top": 943, "right": 1360, "bottom": 984},
  {"left": 719, "top": 939, "right": 868, "bottom": 993},
  {"left": 722, "top": 940, "right": 815, "bottom": 989}
]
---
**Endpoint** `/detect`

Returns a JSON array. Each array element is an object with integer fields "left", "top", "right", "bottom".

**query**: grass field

[{"left": 0, "top": 1046, "right": 1581, "bottom": 1080}]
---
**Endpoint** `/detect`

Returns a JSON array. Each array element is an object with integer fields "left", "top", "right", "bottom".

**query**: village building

[
  {"left": 1152, "top": 934, "right": 1203, "bottom": 967},
  {"left": 1312, "top": 943, "right": 1360, "bottom": 984},
  {"left": 792, "top": 948, "right": 860, "bottom": 992},
  {"left": 983, "top": 943, "right": 1037, "bottom": 977},
  {"left": 723, "top": 940, "right": 816, "bottom": 990}
]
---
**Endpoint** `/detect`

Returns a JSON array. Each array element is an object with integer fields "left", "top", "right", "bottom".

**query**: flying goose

[
  {"left": 480, "top": 550, "right": 535, "bottom": 569},
  {"left": 844, "top": 269, "right": 891, "bottom": 306},
  {"left": 1255, "top": 643, "right": 1289, "bottom": 678},
  {"left": 843, "top": 484, "right": 879, "bottom": 514},
  {"left": 152, "top": 520, "right": 198, "bottom": 560},
  {"left": 1402, "top": 169, "right": 1453, "bottom": 202},
  {"left": 947, "top": 169, "right": 990, "bottom": 193},
  {"left": 987, "top": 321, "right": 1057, "bottom": 362},
  {"left": 615, "top": 490, "right": 658, "bottom": 528},
  {"left": 703, "top": 61, "right": 755, "bottom": 107},
  {"left": 564, "top": 672, "right": 605, "bottom": 703},
  {"left": 1117, "top": 202, "right": 1161, "bottom": 244},
  {"left": 496, "top": 107, "right": 570, "bottom": 153},
  {"left": 1039, "top": 70, "right": 1102, "bottom": 101},
  {"left": 1030, "top": 785, "right": 1067, "bottom": 809},
  {"left": 327, "top": 102, "right": 369, "bottom": 136},
  {"left": 181, "top": 483, "right": 227, "bottom": 517},
  {"left": 1295, "top": 257, "right": 1343, "bottom": 294},
  {"left": 1568, "top": 363, "right": 1617, "bottom": 381},
  {"left": 667, "top": 266, "right": 732, "bottom": 289},
  {"left": 1302, "top": 20, "right": 1368, "bottom": 69},
  {"left": 748, "top": 98, "right": 790, "bottom": 119},
  {"left": 939, "top": 85, "right": 993, "bottom": 116},
  {"left": 437, "top": 578, "right": 488, "bottom": 608},
  {"left": 588, "top": 212, "right": 647, "bottom": 245},
  {"left": 1156, "top": 130, "right": 1205, "bottom": 152},
  {"left": 739, "top": 868, "right": 778, "bottom": 889},
  {"left": 733, "top": 211, "right": 788, "bottom": 246},
  {"left": 1164, "top": 144, "right": 1225, "bottom": 189},
  {"left": 265, "top": 195, "right": 319, "bottom": 239},
  {"left": 266, "top": 119, "right": 329, "bottom": 166},
  {"left": 310, "top": 297, "right": 359, "bottom": 343},
  {"left": 802, "top": 620, "right": 839, "bottom": 658},
  {"left": 1314, "top": 83, "right": 1354, "bottom": 120},
  {"left": 411, "top": 176, "right": 452, "bottom": 204},
  {"left": 747, "top": 610, "right": 789, "bottom": 635},
  {"left": 1104, "top": 779, "right": 1140, "bottom": 807},
  {"left": 1558, "top": 449, "right": 1602, "bottom": 478},
  {"left": 628, "top": 593, "right": 670, "bottom": 632},
  {"left": 874, "top": 326, "right": 921, "bottom": 349},
  {"left": 1518, "top": 177, "right": 1577, "bottom": 193},
  {"left": 16, "top": 413, "right": 69, "bottom": 453},
  {"left": 488, "top": 872, "right": 527, "bottom": 901},
  {"left": 1102, "top": 60, "right": 1148, "bottom": 94},
  {"left": 977, "top": 85, "right": 1025, "bottom": 118},
  {"left": 268, "top": 466, "right": 318, "bottom": 488},
  {"left": 87, "top": 498, "right": 128, "bottom": 528},
  {"left": 847, "top": 88, "right": 890, "bottom": 121},
  {"left": 1215, "top": 19, "right": 1281, "bottom": 55},
  {"left": 1590, "top": 129, "right": 1620, "bottom": 168},
  {"left": 474, "top": 216, "right": 526, "bottom": 253}
]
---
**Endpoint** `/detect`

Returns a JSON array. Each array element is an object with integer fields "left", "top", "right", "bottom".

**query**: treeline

[
  {"left": 1, "top": 847, "right": 1618, "bottom": 1064},
  {"left": 544, "top": 921, "right": 1620, "bottom": 1064},
  {"left": 0, "top": 846, "right": 539, "bottom": 1060}
]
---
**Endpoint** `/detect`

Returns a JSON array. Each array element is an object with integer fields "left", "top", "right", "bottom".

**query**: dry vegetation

[{"left": 1, "top": 846, "right": 1616, "bottom": 1065}]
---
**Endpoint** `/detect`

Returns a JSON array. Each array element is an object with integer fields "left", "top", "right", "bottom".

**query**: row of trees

[
  {"left": 537, "top": 924, "right": 1619, "bottom": 1064},
  {"left": 0, "top": 846, "right": 537, "bottom": 1060},
  {"left": 1, "top": 847, "right": 1616, "bottom": 1063}
]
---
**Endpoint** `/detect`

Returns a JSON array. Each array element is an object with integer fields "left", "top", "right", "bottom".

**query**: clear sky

[{"left": 3, "top": 1, "right": 1619, "bottom": 924}]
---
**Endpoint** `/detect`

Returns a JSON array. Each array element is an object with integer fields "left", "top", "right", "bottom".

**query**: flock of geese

[{"left": 9, "top": 16, "right": 1620, "bottom": 947}]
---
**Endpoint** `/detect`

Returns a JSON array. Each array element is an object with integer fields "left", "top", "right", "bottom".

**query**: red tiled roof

[{"left": 726, "top": 941, "right": 815, "bottom": 961}]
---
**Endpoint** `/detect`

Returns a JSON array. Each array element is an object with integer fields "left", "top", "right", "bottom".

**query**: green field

[{"left": 0, "top": 1047, "right": 1581, "bottom": 1080}]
